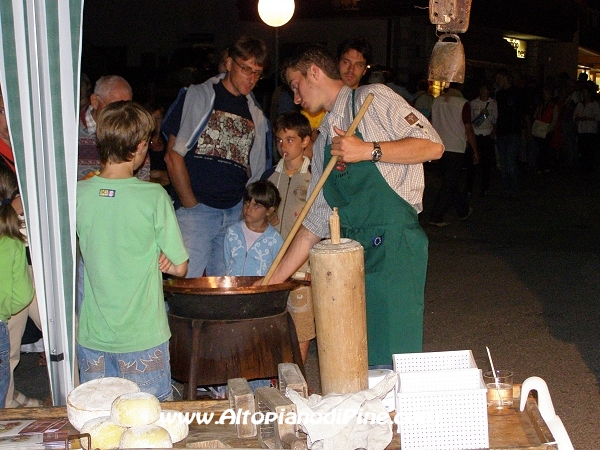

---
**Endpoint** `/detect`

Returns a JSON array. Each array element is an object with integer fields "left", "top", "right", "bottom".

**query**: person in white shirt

[{"left": 429, "top": 83, "right": 479, "bottom": 226}]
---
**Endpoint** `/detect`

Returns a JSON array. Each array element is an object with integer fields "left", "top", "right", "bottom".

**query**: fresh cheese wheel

[
  {"left": 119, "top": 424, "right": 173, "bottom": 448},
  {"left": 79, "top": 416, "right": 126, "bottom": 450},
  {"left": 67, "top": 377, "right": 140, "bottom": 431},
  {"left": 153, "top": 409, "right": 189, "bottom": 443},
  {"left": 111, "top": 392, "right": 161, "bottom": 427}
]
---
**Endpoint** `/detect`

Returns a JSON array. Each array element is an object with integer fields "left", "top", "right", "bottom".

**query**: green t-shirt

[
  {"left": 76, "top": 176, "right": 188, "bottom": 353},
  {"left": 0, "top": 236, "right": 33, "bottom": 321}
]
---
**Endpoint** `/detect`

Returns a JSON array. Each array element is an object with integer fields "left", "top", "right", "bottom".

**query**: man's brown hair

[
  {"left": 229, "top": 36, "right": 269, "bottom": 68},
  {"left": 281, "top": 44, "right": 341, "bottom": 85}
]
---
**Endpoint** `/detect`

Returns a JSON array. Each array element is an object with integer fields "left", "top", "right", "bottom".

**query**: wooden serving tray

[{"left": 1, "top": 386, "right": 556, "bottom": 449}]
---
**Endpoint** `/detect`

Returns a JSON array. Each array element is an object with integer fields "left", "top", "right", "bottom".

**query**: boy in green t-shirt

[{"left": 76, "top": 101, "right": 188, "bottom": 400}]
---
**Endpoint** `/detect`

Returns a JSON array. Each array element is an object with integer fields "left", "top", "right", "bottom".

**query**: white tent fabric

[{"left": 0, "top": 0, "right": 83, "bottom": 405}]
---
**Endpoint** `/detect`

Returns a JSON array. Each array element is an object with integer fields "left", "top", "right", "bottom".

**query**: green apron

[{"left": 322, "top": 93, "right": 428, "bottom": 365}]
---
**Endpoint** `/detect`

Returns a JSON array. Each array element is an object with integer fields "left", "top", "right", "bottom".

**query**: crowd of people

[
  {"left": 2, "top": 32, "right": 598, "bottom": 405},
  {"left": 72, "top": 34, "right": 443, "bottom": 399},
  {"left": 400, "top": 68, "right": 600, "bottom": 226}
]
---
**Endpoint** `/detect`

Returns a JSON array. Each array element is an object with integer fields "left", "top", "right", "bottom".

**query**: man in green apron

[{"left": 268, "top": 44, "right": 444, "bottom": 366}]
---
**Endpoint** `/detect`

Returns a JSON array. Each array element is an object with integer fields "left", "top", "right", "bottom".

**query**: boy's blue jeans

[
  {"left": 77, "top": 341, "right": 172, "bottom": 401},
  {"left": 0, "top": 322, "right": 10, "bottom": 407},
  {"left": 175, "top": 201, "right": 242, "bottom": 278}
]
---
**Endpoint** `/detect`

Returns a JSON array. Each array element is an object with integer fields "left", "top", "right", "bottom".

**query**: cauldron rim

[{"left": 163, "top": 276, "right": 301, "bottom": 295}]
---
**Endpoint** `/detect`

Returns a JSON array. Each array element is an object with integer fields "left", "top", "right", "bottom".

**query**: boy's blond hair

[{"left": 96, "top": 101, "right": 155, "bottom": 164}]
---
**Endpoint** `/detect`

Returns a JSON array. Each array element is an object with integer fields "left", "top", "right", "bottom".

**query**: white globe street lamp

[
  {"left": 258, "top": 0, "right": 295, "bottom": 88},
  {"left": 258, "top": 0, "right": 295, "bottom": 27}
]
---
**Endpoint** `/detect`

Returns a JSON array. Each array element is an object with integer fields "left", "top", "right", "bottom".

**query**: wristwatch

[{"left": 371, "top": 141, "right": 382, "bottom": 163}]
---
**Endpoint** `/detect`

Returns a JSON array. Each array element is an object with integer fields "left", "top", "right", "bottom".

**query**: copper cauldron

[
  {"left": 163, "top": 277, "right": 305, "bottom": 397},
  {"left": 163, "top": 276, "right": 300, "bottom": 320}
]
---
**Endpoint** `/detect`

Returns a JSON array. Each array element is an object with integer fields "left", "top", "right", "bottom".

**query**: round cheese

[
  {"left": 67, "top": 377, "right": 140, "bottom": 431},
  {"left": 79, "top": 416, "right": 126, "bottom": 450},
  {"left": 119, "top": 424, "right": 173, "bottom": 448},
  {"left": 153, "top": 409, "right": 189, "bottom": 443},
  {"left": 111, "top": 392, "right": 161, "bottom": 427}
]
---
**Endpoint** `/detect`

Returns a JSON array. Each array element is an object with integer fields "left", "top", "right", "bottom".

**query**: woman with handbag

[{"left": 531, "top": 86, "right": 558, "bottom": 173}]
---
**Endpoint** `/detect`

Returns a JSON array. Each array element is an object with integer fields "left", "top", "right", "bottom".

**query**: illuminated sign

[{"left": 504, "top": 38, "right": 527, "bottom": 59}]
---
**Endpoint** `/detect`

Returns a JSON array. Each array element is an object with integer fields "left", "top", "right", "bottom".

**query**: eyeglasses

[{"left": 232, "top": 59, "right": 264, "bottom": 80}]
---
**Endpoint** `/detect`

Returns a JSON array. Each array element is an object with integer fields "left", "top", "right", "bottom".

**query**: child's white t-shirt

[{"left": 241, "top": 222, "right": 262, "bottom": 250}]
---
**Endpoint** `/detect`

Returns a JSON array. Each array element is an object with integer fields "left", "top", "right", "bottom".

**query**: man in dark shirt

[
  {"left": 495, "top": 69, "right": 527, "bottom": 198},
  {"left": 164, "top": 36, "right": 270, "bottom": 277},
  {"left": 337, "top": 37, "right": 372, "bottom": 90}
]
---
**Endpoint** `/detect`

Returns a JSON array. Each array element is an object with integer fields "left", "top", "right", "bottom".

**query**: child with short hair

[
  {"left": 76, "top": 101, "right": 188, "bottom": 400},
  {"left": 261, "top": 111, "right": 315, "bottom": 363},
  {"left": 224, "top": 180, "right": 283, "bottom": 276},
  {"left": 0, "top": 165, "right": 34, "bottom": 406}
]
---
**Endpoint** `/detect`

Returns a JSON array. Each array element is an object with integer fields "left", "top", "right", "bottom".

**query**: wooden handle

[
  {"left": 330, "top": 207, "right": 340, "bottom": 244},
  {"left": 262, "top": 93, "right": 375, "bottom": 285}
]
